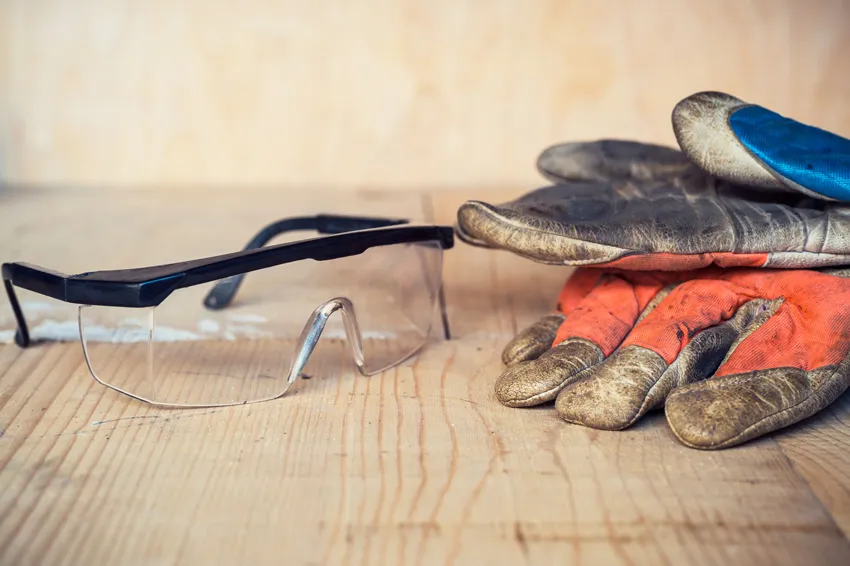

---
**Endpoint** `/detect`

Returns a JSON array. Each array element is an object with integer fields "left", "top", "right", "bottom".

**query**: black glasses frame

[{"left": 3, "top": 214, "right": 455, "bottom": 349}]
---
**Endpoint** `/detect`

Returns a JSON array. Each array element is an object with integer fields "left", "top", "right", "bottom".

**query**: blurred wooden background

[{"left": 1, "top": 0, "right": 849, "bottom": 191}]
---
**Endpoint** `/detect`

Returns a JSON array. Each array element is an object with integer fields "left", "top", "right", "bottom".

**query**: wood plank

[
  {"left": 0, "top": 188, "right": 849, "bottom": 565},
  {"left": 778, "top": 392, "right": 850, "bottom": 538},
  {"left": 2, "top": 0, "right": 850, "bottom": 189}
]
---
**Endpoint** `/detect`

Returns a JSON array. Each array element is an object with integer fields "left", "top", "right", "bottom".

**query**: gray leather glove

[{"left": 457, "top": 91, "right": 850, "bottom": 271}]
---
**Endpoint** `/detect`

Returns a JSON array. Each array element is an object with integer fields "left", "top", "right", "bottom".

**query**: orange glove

[{"left": 497, "top": 266, "right": 850, "bottom": 449}]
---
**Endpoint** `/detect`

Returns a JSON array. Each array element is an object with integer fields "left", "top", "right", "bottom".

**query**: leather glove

[
  {"left": 498, "top": 266, "right": 850, "bottom": 449},
  {"left": 456, "top": 91, "right": 850, "bottom": 271}
]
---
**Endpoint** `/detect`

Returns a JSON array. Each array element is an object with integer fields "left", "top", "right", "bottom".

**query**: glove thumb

[{"left": 672, "top": 91, "right": 850, "bottom": 202}]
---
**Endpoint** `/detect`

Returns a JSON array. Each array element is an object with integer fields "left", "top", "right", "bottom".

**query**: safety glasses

[{"left": 2, "top": 214, "right": 454, "bottom": 408}]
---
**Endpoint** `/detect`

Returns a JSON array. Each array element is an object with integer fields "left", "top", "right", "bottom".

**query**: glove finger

[
  {"left": 666, "top": 295, "right": 850, "bottom": 449},
  {"left": 496, "top": 272, "right": 675, "bottom": 407},
  {"left": 502, "top": 313, "right": 566, "bottom": 366},
  {"left": 673, "top": 91, "right": 850, "bottom": 201},
  {"left": 496, "top": 338, "right": 605, "bottom": 407},
  {"left": 554, "top": 276, "right": 760, "bottom": 429},
  {"left": 666, "top": 360, "right": 850, "bottom": 450},
  {"left": 502, "top": 268, "right": 606, "bottom": 366},
  {"left": 536, "top": 139, "right": 694, "bottom": 185},
  {"left": 454, "top": 167, "right": 833, "bottom": 271}
]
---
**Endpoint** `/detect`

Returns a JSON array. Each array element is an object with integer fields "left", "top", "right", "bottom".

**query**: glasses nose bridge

[{"left": 284, "top": 296, "right": 366, "bottom": 391}]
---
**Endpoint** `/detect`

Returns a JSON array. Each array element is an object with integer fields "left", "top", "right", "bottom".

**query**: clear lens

[{"left": 79, "top": 241, "right": 444, "bottom": 407}]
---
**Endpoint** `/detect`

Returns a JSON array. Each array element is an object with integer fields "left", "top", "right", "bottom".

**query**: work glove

[
  {"left": 498, "top": 266, "right": 850, "bottom": 449},
  {"left": 456, "top": 91, "right": 850, "bottom": 271},
  {"left": 456, "top": 90, "right": 850, "bottom": 448}
]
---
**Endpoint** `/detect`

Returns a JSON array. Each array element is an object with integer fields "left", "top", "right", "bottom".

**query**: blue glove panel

[{"left": 729, "top": 105, "right": 850, "bottom": 201}]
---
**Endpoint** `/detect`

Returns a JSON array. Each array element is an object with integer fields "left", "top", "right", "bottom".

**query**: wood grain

[
  {"left": 2, "top": 0, "right": 850, "bottom": 189},
  {"left": 1, "top": 188, "right": 849, "bottom": 565},
  {"left": 778, "top": 391, "right": 850, "bottom": 538}
]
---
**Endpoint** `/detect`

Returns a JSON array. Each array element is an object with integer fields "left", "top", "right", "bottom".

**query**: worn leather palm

[
  {"left": 457, "top": 91, "right": 850, "bottom": 271},
  {"left": 499, "top": 266, "right": 850, "bottom": 449}
]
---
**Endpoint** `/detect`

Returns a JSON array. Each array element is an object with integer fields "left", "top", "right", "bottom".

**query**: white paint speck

[
  {"left": 0, "top": 313, "right": 403, "bottom": 344},
  {"left": 226, "top": 313, "right": 268, "bottom": 324},
  {"left": 197, "top": 319, "right": 220, "bottom": 333},
  {"left": 0, "top": 319, "right": 202, "bottom": 344},
  {"left": 321, "top": 328, "right": 399, "bottom": 340},
  {"left": 28, "top": 320, "right": 83, "bottom": 341},
  {"left": 225, "top": 324, "right": 272, "bottom": 339},
  {"left": 150, "top": 327, "right": 202, "bottom": 341}
]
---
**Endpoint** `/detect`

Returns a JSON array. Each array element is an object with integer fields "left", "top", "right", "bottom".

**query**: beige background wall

[{"left": 1, "top": 0, "right": 849, "bottom": 191}]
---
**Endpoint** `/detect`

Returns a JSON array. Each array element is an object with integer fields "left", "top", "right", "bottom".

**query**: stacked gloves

[{"left": 456, "top": 91, "right": 850, "bottom": 449}]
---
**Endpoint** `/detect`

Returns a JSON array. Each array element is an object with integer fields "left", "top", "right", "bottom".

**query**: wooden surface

[
  {"left": 1, "top": 187, "right": 849, "bottom": 565},
  {"left": 2, "top": 0, "right": 850, "bottom": 189}
]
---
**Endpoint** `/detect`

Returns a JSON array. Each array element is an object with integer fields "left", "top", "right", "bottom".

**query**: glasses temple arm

[
  {"left": 202, "top": 214, "right": 410, "bottom": 310},
  {"left": 437, "top": 285, "right": 451, "bottom": 340},
  {"left": 3, "top": 271, "right": 31, "bottom": 348}
]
